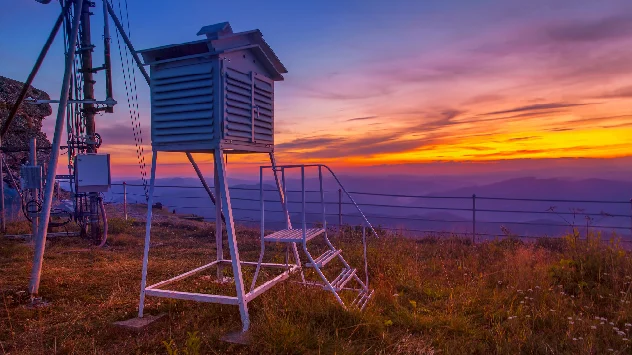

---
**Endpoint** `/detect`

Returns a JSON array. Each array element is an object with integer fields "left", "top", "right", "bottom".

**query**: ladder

[{"left": 250, "top": 164, "right": 377, "bottom": 310}]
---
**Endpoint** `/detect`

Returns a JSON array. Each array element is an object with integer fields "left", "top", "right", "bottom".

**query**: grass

[{"left": 2, "top": 207, "right": 632, "bottom": 354}]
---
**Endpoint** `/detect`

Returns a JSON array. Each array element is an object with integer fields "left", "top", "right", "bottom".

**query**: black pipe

[
  {"left": 0, "top": 0, "right": 73, "bottom": 139},
  {"left": 102, "top": 0, "right": 114, "bottom": 113}
]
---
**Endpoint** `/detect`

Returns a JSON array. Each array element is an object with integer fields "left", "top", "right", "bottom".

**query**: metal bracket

[{"left": 24, "top": 97, "right": 117, "bottom": 106}]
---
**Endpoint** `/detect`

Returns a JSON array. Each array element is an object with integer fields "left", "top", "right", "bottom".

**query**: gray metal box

[
  {"left": 20, "top": 166, "right": 42, "bottom": 190},
  {"left": 139, "top": 22, "right": 286, "bottom": 154},
  {"left": 75, "top": 154, "right": 111, "bottom": 193}
]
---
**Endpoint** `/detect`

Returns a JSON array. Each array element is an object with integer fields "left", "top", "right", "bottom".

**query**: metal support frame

[
  {"left": 0, "top": 0, "right": 72, "bottom": 138},
  {"left": 138, "top": 150, "right": 297, "bottom": 333},
  {"left": 186, "top": 152, "right": 225, "bottom": 223},
  {"left": 105, "top": 1, "right": 150, "bottom": 85},
  {"left": 29, "top": 0, "right": 84, "bottom": 296},
  {"left": 30, "top": 138, "right": 39, "bottom": 244}
]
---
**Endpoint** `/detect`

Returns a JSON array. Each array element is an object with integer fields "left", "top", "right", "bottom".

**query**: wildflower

[
  {"left": 550, "top": 309, "right": 555, "bottom": 312},
  {"left": 535, "top": 286, "right": 540, "bottom": 289},
  {"left": 601, "top": 322, "right": 605, "bottom": 325},
  {"left": 608, "top": 349, "right": 614, "bottom": 352},
  {"left": 626, "top": 323, "right": 631, "bottom": 327},
  {"left": 614, "top": 327, "right": 619, "bottom": 331},
  {"left": 517, "top": 290, "right": 523, "bottom": 293},
  {"left": 595, "top": 317, "right": 601, "bottom": 320},
  {"left": 611, "top": 322, "right": 615, "bottom": 326},
  {"left": 528, "top": 289, "right": 533, "bottom": 292},
  {"left": 393, "top": 293, "right": 399, "bottom": 297},
  {"left": 520, "top": 301, "right": 524, "bottom": 304},
  {"left": 624, "top": 338, "right": 629, "bottom": 341},
  {"left": 568, "top": 317, "right": 573, "bottom": 320},
  {"left": 572, "top": 338, "right": 577, "bottom": 341},
  {"left": 384, "top": 319, "right": 393, "bottom": 327},
  {"left": 558, "top": 285, "right": 563, "bottom": 288},
  {"left": 498, "top": 281, "right": 502, "bottom": 285},
  {"left": 579, "top": 337, "right": 583, "bottom": 340},
  {"left": 569, "top": 321, "right": 574, "bottom": 325},
  {"left": 619, "top": 331, "right": 626, "bottom": 336},
  {"left": 591, "top": 326, "right": 597, "bottom": 329}
]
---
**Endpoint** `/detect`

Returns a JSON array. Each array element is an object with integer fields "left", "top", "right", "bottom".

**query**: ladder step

[
  {"left": 351, "top": 289, "right": 374, "bottom": 310},
  {"left": 330, "top": 268, "right": 356, "bottom": 291},
  {"left": 306, "top": 249, "right": 342, "bottom": 268},
  {"left": 263, "top": 228, "right": 324, "bottom": 243}
]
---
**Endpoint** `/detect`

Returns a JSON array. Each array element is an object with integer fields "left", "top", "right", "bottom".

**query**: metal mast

[{"left": 78, "top": 0, "right": 101, "bottom": 241}]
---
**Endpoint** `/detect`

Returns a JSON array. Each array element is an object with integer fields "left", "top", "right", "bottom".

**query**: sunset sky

[{"left": 2, "top": 0, "right": 632, "bottom": 178}]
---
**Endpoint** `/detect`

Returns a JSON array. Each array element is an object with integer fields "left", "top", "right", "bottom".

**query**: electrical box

[
  {"left": 20, "top": 165, "right": 43, "bottom": 190},
  {"left": 75, "top": 154, "right": 111, "bottom": 193},
  {"left": 138, "top": 22, "right": 287, "bottom": 154}
]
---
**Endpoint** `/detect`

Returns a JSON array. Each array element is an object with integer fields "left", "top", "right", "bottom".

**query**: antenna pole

[
  {"left": 29, "top": 0, "right": 84, "bottom": 296},
  {"left": 79, "top": 0, "right": 101, "bottom": 242}
]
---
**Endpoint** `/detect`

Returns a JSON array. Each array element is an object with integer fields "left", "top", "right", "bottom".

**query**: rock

[{"left": 0, "top": 75, "right": 52, "bottom": 188}]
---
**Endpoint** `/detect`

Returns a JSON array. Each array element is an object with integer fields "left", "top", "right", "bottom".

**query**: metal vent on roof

[{"left": 151, "top": 62, "right": 215, "bottom": 145}]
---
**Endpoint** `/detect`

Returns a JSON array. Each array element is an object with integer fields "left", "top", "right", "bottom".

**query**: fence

[{"left": 106, "top": 182, "right": 632, "bottom": 244}]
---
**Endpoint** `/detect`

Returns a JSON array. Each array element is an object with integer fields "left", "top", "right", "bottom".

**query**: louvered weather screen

[{"left": 139, "top": 22, "right": 287, "bottom": 154}]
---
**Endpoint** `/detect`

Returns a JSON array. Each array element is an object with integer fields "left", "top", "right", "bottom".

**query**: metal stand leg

[
  {"left": 215, "top": 149, "right": 249, "bottom": 332},
  {"left": 138, "top": 150, "right": 158, "bottom": 318},
  {"left": 214, "top": 152, "right": 223, "bottom": 279}
]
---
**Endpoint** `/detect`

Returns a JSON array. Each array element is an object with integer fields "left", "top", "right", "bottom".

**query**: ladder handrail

[{"left": 262, "top": 164, "right": 379, "bottom": 240}]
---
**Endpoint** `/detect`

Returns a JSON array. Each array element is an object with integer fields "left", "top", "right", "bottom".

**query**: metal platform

[{"left": 263, "top": 228, "right": 324, "bottom": 243}]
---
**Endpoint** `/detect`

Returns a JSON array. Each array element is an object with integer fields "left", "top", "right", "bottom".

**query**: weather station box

[{"left": 75, "top": 154, "right": 111, "bottom": 193}]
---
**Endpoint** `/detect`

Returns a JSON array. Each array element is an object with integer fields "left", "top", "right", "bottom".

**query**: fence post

[
  {"left": 338, "top": 188, "right": 342, "bottom": 231},
  {"left": 123, "top": 181, "right": 128, "bottom": 221},
  {"left": 472, "top": 194, "right": 476, "bottom": 244}
]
